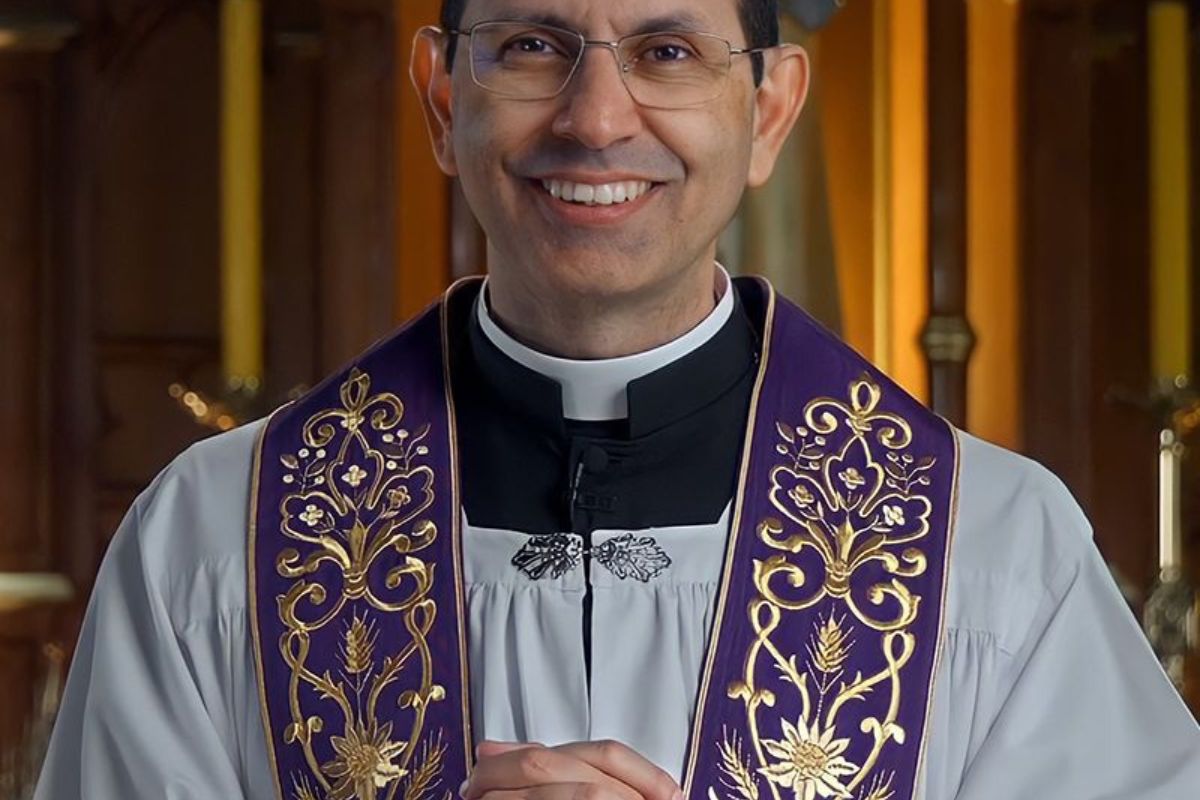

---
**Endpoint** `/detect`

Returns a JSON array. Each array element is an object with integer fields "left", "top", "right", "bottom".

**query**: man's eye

[
  {"left": 648, "top": 44, "right": 692, "bottom": 62},
  {"left": 504, "top": 37, "right": 560, "bottom": 56}
]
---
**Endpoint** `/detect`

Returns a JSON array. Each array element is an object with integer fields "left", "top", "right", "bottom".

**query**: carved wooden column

[{"left": 922, "top": 0, "right": 975, "bottom": 424}]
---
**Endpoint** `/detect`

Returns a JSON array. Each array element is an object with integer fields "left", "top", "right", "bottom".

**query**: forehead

[{"left": 461, "top": 0, "right": 745, "bottom": 36}]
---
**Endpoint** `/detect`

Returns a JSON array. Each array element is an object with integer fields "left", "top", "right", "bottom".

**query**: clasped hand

[{"left": 461, "top": 740, "right": 686, "bottom": 800}]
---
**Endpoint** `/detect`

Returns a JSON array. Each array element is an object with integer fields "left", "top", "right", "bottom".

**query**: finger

[
  {"left": 480, "top": 783, "right": 636, "bottom": 800},
  {"left": 477, "top": 741, "right": 541, "bottom": 759},
  {"left": 550, "top": 741, "right": 682, "bottom": 800},
  {"left": 465, "top": 745, "right": 643, "bottom": 800}
]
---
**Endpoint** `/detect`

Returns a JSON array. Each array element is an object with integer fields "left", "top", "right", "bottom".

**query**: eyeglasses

[{"left": 445, "top": 20, "right": 770, "bottom": 110}]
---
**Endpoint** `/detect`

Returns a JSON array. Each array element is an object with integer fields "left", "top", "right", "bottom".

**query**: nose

[{"left": 551, "top": 46, "right": 644, "bottom": 150}]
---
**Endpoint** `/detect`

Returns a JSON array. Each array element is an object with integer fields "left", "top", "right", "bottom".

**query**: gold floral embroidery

[
  {"left": 759, "top": 716, "right": 858, "bottom": 800},
  {"left": 718, "top": 377, "right": 935, "bottom": 800},
  {"left": 273, "top": 368, "right": 448, "bottom": 800}
]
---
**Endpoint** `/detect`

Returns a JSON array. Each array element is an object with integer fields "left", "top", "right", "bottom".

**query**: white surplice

[
  {"left": 33, "top": 416, "right": 1200, "bottom": 799},
  {"left": 33, "top": 283, "right": 1200, "bottom": 798}
]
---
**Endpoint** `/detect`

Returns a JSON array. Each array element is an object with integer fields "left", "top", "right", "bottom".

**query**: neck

[
  {"left": 485, "top": 255, "right": 723, "bottom": 360},
  {"left": 476, "top": 269, "right": 735, "bottom": 420}
]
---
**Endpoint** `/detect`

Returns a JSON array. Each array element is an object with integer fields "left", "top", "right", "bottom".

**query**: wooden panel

[
  {"left": 1087, "top": 0, "right": 1155, "bottom": 583},
  {"left": 1020, "top": 0, "right": 1159, "bottom": 585},
  {"left": 1019, "top": 1, "right": 1096, "bottom": 508},
  {"left": 0, "top": 607, "right": 61, "bottom": 785},
  {"left": 96, "top": 347, "right": 223, "bottom": 488},
  {"left": 93, "top": 7, "right": 218, "bottom": 342},
  {"left": 396, "top": 0, "right": 450, "bottom": 318},
  {"left": 318, "top": 0, "right": 397, "bottom": 369},
  {"left": 0, "top": 633, "right": 38, "bottom": 759},
  {"left": 925, "top": 0, "right": 972, "bottom": 424},
  {"left": 85, "top": 4, "right": 224, "bottom": 502},
  {"left": 0, "top": 60, "right": 51, "bottom": 570},
  {"left": 264, "top": 14, "right": 322, "bottom": 399}
]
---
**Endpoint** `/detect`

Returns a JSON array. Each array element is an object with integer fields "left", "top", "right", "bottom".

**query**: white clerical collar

[{"left": 476, "top": 266, "right": 735, "bottom": 422}]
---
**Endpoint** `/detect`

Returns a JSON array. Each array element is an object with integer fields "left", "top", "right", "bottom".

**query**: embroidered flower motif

[
  {"left": 387, "top": 486, "right": 411, "bottom": 508},
  {"left": 790, "top": 485, "right": 815, "bottom": 507},
  {"left": 342, "top": 465, "right": 368, "bottom": 488},
  {"left": 300, "top": 504, "right": 325, "bottom": 527},
  {"left": 323, "top": 720, "right": 408, "bottom": 799},
  {"left": 759, "top": 717, "right": 858, "bottom": 800},
  {"left": 838, "top": 468, "right": 865, "bottom": 491},
  {"left": 882, "top": 505, "right": 905, "bottom": 527}
]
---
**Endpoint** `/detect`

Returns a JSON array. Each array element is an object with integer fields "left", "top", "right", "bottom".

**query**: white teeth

[
  {"left": 541, "top": 179, "right": 653, "bottom": 206},
  {"left": 573, "top": 183, "right": 595, "bottom": 204}
]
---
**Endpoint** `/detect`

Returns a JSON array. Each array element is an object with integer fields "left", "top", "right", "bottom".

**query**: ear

[
  {"left": 747, "top": 44, "right": 810, "bottom": 188},
  {"left": 409, "top": 26, "right": 459, "bottom": 176}
]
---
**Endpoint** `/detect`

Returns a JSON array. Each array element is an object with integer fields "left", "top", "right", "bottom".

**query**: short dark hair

[{"left": 439, "top": 0, "right": 779, "bottom": 84}]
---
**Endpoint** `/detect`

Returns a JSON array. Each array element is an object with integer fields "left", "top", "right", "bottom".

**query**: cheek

[{"left": 662, "top": 112, "right": 754, "bottom": 207}]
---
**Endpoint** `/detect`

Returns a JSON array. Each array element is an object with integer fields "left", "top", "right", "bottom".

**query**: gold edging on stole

[
  {"left": 441, "top": 276, "right": 484, "bottom": 773},
  {"left": 682, "top": 278, "right": 778, "bottom": 796},
  {"left": 910, "top": 424, "right": 961, "bottom": 799},
  {"left": 250, "top": 405, "right": 292, "bottom": 800}
]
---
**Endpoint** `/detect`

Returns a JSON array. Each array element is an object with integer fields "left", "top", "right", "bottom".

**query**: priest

[{"left": 35, "top": 1, "right": 1200, "bottom": 798}]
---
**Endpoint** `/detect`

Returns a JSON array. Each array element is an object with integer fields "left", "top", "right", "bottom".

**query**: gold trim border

[
  {"left": 249, "top": 405, "right": 289, "bottom": 800},
  {"left": 911, "top": 423, "right": 962, "bottom": 797},
  {"left": 442, "top": 276, "right": 485, "bottom": 772},
  {"left": 681, "top": 277, "right": 778, "bottom": 795}
]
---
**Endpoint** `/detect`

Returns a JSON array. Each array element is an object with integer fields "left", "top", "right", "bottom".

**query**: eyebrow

[
  {"left": 466, "top": 9, "right": 715, "bottom": 37},
  {"left": 629, "top": 13, "right": 712, "bottom": 36}
]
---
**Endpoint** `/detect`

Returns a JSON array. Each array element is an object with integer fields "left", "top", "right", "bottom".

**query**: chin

[{"left": 537, "top": 259, "right": 667, "bottom": 303}]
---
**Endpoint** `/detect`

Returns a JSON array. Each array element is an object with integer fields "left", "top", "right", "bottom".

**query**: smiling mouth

[{"left": 539, "top": 178, "right": 655, "bottom": 207}]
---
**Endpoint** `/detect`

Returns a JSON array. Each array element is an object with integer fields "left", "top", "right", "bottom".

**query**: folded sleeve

[
  {"left": 953, "top": 533, "right": 1200, "bottom": 798},
  {"left": 34, "top": 473, "right": 247, "bottom": 800}
]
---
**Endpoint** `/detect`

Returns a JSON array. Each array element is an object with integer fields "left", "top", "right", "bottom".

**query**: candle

[
  {"left": 1148, "top": 1, "right": 1193, "bottom": 381},
  {"left": 220, "top": 0, "right": 264, "bottom": 394},
  {"left": 1159, "top": 429, "right": 1184, "bottom": 573}
]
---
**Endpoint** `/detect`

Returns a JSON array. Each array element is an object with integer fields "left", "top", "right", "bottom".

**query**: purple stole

[{"left": 250, "top": 278, "right": 958, "bottom": 800}]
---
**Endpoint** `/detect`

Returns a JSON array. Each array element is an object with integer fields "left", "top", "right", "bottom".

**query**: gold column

[
  {"left": 1148, "top": 1, "right": 1192, "bottom": 381},
  {"left": 886, "top": 0, "right": 929, "bottom": 402},
  {"left": 220, "top": 0, "right": 264, "bottom": 395},
  {"left": 1142, "top": 0, "right": 1194, "bottom": 696},
  {"left": 872, "top": 0, "right": 893, "bottom": 373}
]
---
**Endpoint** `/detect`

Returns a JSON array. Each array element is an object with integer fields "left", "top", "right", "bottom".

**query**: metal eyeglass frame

[{"left": 444, "top": 20, "right": 772, "bottom": 109}]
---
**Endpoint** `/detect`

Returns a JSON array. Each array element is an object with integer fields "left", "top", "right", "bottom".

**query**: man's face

[{"left": 437, "top": 0, "right": 770, "bottom": 304}]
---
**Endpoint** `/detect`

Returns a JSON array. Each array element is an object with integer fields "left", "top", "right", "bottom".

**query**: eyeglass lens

[{"left": 467, "top": 22, "right": 734, "bottom": 108}]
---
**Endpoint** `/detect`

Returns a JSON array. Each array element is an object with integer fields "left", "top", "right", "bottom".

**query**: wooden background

[{"left": 0, "top": 0, "right": 1196, "bottom": 759}]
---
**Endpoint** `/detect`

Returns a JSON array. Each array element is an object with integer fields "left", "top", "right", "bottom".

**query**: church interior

[{"left": 0, "top": 0, "right": 1197, "bottom": 792}]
